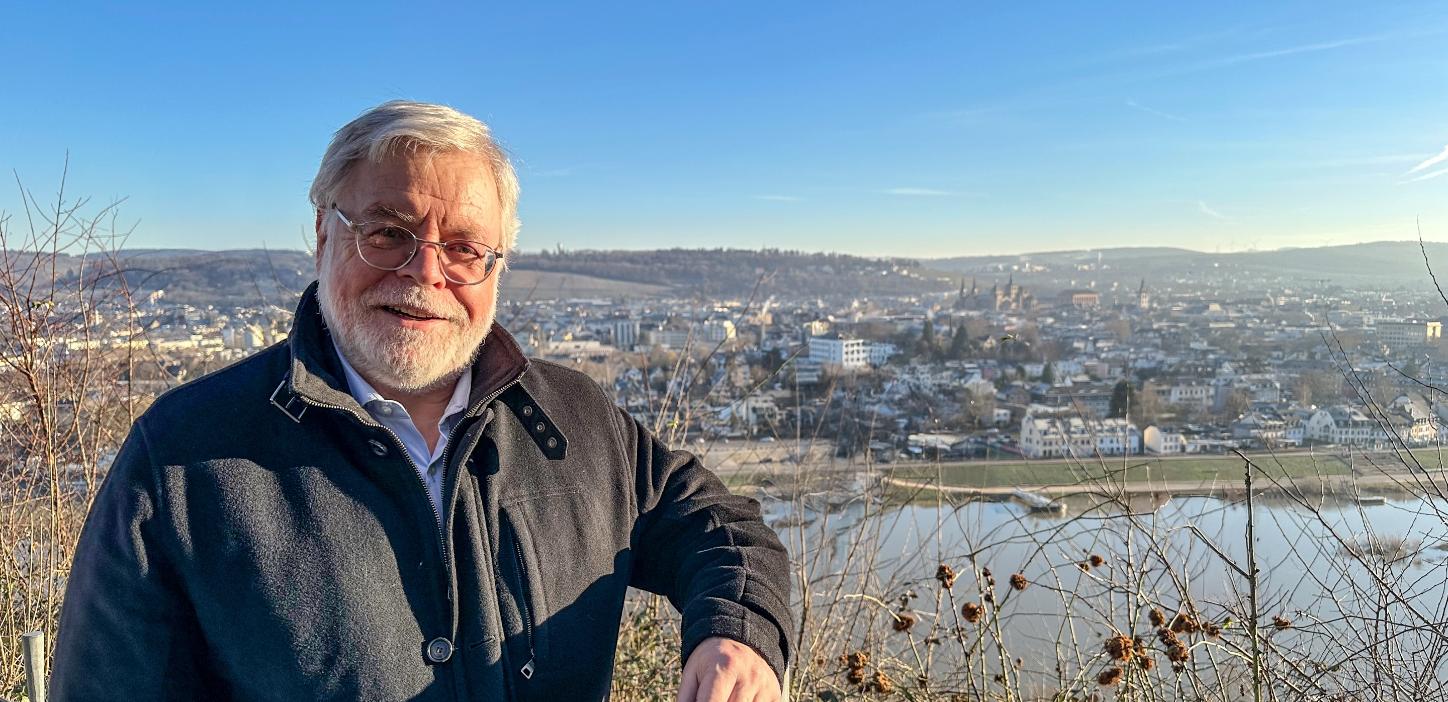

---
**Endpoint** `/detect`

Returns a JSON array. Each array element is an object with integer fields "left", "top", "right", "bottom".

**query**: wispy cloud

[
  {"left": 1404, "top": 167, "right": 1448, "bottom": 184},
  {"left": 1118, "top": 31, "right": 1409, "bottom": 84},
  {"left": 753, "top": 194, "right": 801, "bottom": 202},
  {"left": 885, "top": 187, "right": 952, "bottom": 197},
  {"left": 1204, "top": 35, "right": 1384, "bottom": 69},
  {"left": 1197, "top": 200, "right": 1229, "bottom": 220},
  {"left": 1126, "top": 99, "right": 1187, "bottom": 122},
  {"left": 1407, "top": 145, "right": 1448, "bottom": 175}
]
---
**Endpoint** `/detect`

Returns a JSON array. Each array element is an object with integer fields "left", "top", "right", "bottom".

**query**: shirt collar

[{"left": 331, "top": 339, "right": 472, "bottom": 422}]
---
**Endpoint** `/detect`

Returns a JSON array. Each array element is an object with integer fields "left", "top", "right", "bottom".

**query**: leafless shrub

[{"left": 0, "top": 164, "right": 154, "bottom": 694}]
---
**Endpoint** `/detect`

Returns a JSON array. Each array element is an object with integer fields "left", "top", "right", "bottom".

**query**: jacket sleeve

[
  {"left": 51, "top": 420, "right": 209, "bottom": 700},
  {"left": 617, "top": 407, "right": 793, "bottom": 685}
]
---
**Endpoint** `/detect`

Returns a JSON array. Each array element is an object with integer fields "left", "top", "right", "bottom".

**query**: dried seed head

[
  {"left": 1078, "top": 561, "right": 1091, "bottom": 573},
  {"left": 1138, "top": 655, "right": 1156, "bottom": 671},
  {"left": 847, "top": 667, "right": 867, "bottom": 685},
  {"left": 1097, "top": 666, "right": 1124, "bottom": 686},
  {"left": 993, "top": 673, "right": 1005, "bottom": 683},
  {"left": 1148, "top": 608, "right": 1165, "bottom": 627},
  {"left": 842, "top": 651, "right": 869, "bottom": 670},
  {"left": 1105, "top": 634, "right": 1134, "bottom": 662},
  {"left": 1089, "top": 554, "right": 1105, "bottom": 568},
  {"left": 869, "top": 670, "right": 894, "bottom": 694},
  {"left": 936, "top": 563, "right": 958, "bottom": 589},
  {"left": 1204, "top": 622, "right": 1222, "bottom": 638},
  {"left": 1167, "top": 643, "right": 1190, "bottom": 663},
  {"left": 892, "top": 612, "right": 917, "bottom": 632},
  {"left": 1273, "top": 616, "right": 1292, "bottom": 630},
  {"left": 962, "top": 601, "right": 984, "bottom": 624},
  {"left": 1010, "top": 572, "right": 1028, "bottom": 591},
  {"left": 982, "top": 589, "right": 995, "bottom": 604},
  {"left": 981, "top": 567, "right": 992, "bottom": 578},
  {"left": 1014, "top": 657, "right": 1024, "bottom": 670},
  {"left": 1157, "top": 628, "right": 1181, "bottom": 647},
  {"left": 1169, "top": 612, "right": 1200, "bottom": 635}
]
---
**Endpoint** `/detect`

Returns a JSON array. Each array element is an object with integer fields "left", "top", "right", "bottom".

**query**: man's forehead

[{"left": 342, "top": 154, "right": 501, "bottom": 231}]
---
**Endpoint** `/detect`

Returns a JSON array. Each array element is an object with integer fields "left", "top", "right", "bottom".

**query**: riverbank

[{"left": 721, "top": 446, "right": 1448, "bottom": 499}]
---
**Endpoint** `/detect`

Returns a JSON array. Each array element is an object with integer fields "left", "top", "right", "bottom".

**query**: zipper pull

[{"left": 521, "top": 658, "right": 536, "bottom": 679}]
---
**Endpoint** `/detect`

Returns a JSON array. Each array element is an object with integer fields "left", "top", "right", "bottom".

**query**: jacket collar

[{"left": 283, "top": 281, "right": 530, "bottom": 418}]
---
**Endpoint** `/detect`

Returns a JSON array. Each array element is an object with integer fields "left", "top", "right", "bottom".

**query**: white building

[
  {"left": 1305, "top": 399, "right": 1438, "bottom": 447},
  {"left": 1375, "top": 320, "right": 1442, "bottom": 351},
  {"left": 649, "top": 328, "right": 692, "bottom": 350},
  {"left": 808, "top": 333, "right": 869, "bottom": 369},
  {"left": 703, "top": 319, "right": 736, "bottom": 343},
  {"left": 1304, "top": 406, "right": 1381, "bottom": 446},
  {"left": 611, "top": 319, "right": 640, "bottom": 351},
  {"left": 868, "top": 342, "right": 898, "bottom": 367},
  {"left": 1153, "top": 382, "right": 1213, "bottom": 411},
  {"left": 1143, "top": 426, "right": 1189, "bottom": 455},
  {"left": 1020, "top": 407, "right": 1141, "bottom": 459}
]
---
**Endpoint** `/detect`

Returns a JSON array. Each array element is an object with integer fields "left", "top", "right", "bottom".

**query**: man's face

[{"left": 315, "top": 150, "right": 504, "bottom": 396}]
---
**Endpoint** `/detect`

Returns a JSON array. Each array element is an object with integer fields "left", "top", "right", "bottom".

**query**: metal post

[{"left": 22, "top": 630, "right": 45, "bottom": 702}]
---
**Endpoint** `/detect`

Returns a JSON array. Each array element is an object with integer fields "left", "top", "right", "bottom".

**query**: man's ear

[{"left": 314, "top": 208, "right": 328, "bottom": 275}]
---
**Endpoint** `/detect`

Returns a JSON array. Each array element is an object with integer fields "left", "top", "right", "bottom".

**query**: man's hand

[{"left": 677, "top": 636, "right": 781, "bottom": 702}]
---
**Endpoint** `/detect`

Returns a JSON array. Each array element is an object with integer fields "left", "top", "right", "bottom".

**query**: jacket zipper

[{"left": 508, "top": 524, "right": 537, "bottom": 680}]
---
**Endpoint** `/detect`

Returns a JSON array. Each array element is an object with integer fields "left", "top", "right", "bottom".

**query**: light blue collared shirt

[{"left": 332, "top": 342, "right": 472, "bottom": 520}]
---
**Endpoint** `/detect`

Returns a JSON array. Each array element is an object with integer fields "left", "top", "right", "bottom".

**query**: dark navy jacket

[{"left": 51, "top": 283, "right": 791, "bottom": 700}]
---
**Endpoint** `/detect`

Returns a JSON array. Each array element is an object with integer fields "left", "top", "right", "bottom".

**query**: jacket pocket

[{"left": 499, "top": 509, "right": 546, "bottom": 686}]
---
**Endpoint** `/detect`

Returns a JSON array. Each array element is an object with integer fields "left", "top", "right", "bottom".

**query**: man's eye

[
  {"left": 444, "top": 242, "right": 483, "bottom": 261},
  {"left": 364, "top": 227, "right": 411, "bottom": 248}
]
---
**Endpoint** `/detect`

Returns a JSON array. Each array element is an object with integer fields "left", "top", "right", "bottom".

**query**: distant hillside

[
  {"left": 507, "top": 248, "right": 949, "bottom": 299},
  {"left": 2, "top": 247, "right": 947, "bottom": 308},
  {"left": 0, "top": 249, "right": 315, "bottom": 309},
  {"left": 7, "top": 241, "right": 1439, "bottom": 308},
  {"left": 1229, "top": 242, "right": 1448, "bottom": 281},
  {"left": 930, "top": 241, "right": 1448, "bottom": 290}
]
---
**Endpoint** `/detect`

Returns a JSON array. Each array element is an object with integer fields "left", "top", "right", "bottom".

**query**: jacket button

[
  {"left": 368, "top": 439, "right": 388, "bottom": 457},
  {"left": 426, "top": 636, "right": 454, "bottom": 663},
  {"left": 546, "top": 437, "right": 558, "bottom": 449},
  {"left": 522, "top": 405, "right": 534, "bottom": 417},
  {"left": 534, "top": 421, "right": 547, "bottom": 434}
]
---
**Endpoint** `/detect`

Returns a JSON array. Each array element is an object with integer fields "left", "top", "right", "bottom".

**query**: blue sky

[{"left": 3, "top": 1, "right": 1447, "bottom": 257}]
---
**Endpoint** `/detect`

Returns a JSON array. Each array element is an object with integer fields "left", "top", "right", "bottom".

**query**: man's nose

[{"left": 396, "top": 233, "right": 449, "bottom": 287}]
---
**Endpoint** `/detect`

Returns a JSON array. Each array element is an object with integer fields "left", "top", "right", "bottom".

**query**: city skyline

[{"left": 4, "top": 2, "right": 1448, "bottom": 257}]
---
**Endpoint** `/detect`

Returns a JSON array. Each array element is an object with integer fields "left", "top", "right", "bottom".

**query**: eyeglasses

[{"left": 331, "top": 205, "right": 503, "bottom": 286}]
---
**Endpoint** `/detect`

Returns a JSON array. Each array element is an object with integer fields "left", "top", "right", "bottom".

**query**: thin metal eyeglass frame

[{"left": 331, "top": 205, "right": 502, "bottom": 286}]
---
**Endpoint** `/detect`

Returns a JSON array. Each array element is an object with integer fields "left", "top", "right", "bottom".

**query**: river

[{"left": 762, "top": 484, "right": 1448, "bottom": 697}]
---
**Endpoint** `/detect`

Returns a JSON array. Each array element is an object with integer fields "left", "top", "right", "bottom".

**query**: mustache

[{"left": 362, "top": 286, "right": 463, "bottom": 322}]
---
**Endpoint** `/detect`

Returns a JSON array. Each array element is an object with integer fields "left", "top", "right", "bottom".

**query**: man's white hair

[{"left": 309, "top": 100, "right": 521, "bottom": 251}]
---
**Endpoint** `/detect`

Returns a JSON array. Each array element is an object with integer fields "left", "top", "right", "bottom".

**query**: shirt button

[
  {"left": 426, "top": 636, "right": 454, "bottom": 663},
  {"left": 379, "top": 405, "right": 394, "bottom": 416},
  {"left": 368, "top": 439, "right": 388, "bottom": 456}
]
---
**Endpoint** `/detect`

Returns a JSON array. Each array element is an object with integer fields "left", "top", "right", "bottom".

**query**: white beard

[{"left": 317, "top": 256, "right": 496, "bottom": 396}]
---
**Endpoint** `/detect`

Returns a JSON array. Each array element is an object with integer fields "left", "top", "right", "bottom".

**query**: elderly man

[{"left": 52, "top": 101, "right": 791, "bottom": 701}]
